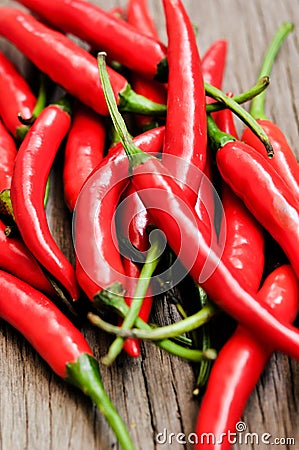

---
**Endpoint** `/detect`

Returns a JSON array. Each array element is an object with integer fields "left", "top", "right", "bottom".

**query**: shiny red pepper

[
  {"left": 0, "top": 8, "right": 166, "bottom": 117},
  {"left": 195, "top": 264, "right": 299, "bottom": 450},
  {"left": 63, "top": 103, "right": 106, "bottom": 212},
  {"left": 0, "top": 270, "right": 135, "bottom": 449},
  {"left": 0, "top": 120, "right": 17, "bottom": 192},
  {"left": 0, "top": 51, "right": 36, "bottom": 138},
  {"left": 10, "top": 102, "right": 80, "bottom": 301},
  {"left": 16, "top": 0, "right": 168, "bottom": 81},
  {"left": 161, "top": 0, "right": 207, "bottom": 206},
  {"left": 0, "top": 219, "right": 54, "bottom": 297},
  {"left": 201, "top": 40, "right": 228, "bottom": 101},
  {"left": 74, "top": 127, "right": 165, "bottom": 301}
]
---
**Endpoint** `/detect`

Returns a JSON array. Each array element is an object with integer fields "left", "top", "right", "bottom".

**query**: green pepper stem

[
  {"left": 66, "top": 353, "right": 136, "bottom": 450},
  {"left": 119, "top": 83, "right": 167, "bottom": 116},
  {"left": 206, "top": 76, "right": 270, "bottom": 113},
  {"left": 205, "top": 83, "right": 274, "bottom": 157},
  {"left": 89, "top": 301, "right": 217, "bottom": 341},
  {"left": 250, "top": 22, "right": 294, "bottom": 120},
  {"left": 101, "top": 230, "right": 163, "bottom": 366},
  {"left": 207, "top": 114, "right": 236, "bottom": 149}
]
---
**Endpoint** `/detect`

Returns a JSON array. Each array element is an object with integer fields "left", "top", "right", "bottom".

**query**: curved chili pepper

[
  {"left": 10, "top": 101, "right": 80, "bottom": 301},
  {"left": 195, "top": 264, "right": 299, "bottom": 450},
  {"left": 201, "top": 40, "right": 228, "bottom": 100},
  {"left": 241, "top": 23, "right": 299, "bottom": 196},
  {"left": 74, "top": 126, "right": 165, "bottom": 301},
  {"left": 16, "top": 0, "right": 168, "bottom": 81},
  {"left": 98, "top": 56, "right": 299, "bottom": 361},
  {"left": 0, "top": 219, "right": 54, "bottom": 297},
  {"left": 161, "top": 0, "right": 207, "bottom": 207},
  {"left": 0, "top": 270, "right": 135, "bottom": 450},
  {"left": 63, "top": 103, "right": 106, "bottom": 212},
  {"left": 0, "top": 51, "right": 36, "bottom": 138},
  {"left": 0, "top": 8, "right": 166, "bottom": 117},
  {"left": 0, "top": 120, "right": 17, "bottom": 192},
  {"left": 127, "top": 0, "right": 167, "bottom": 132},
  {"left": 207, "top": 117, "right": 299, "bottom": 280}
]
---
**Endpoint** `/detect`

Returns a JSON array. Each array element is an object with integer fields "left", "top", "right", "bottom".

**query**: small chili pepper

[
  {"left": 241, "top": 22, "right": 299, "bottom": 197},
  {"left": 207, "top": 116, "right": 299, "bottom": 280},
  {"left": 10, "top": 99, "right": 80, "bottom": 301},
  {"left": 16, "top": 0, "right": 168, "bottom": 81},
  {"left": 214, "top": 92, "right": 238, "bottom": 136},
  {"left": 201, "top": 40, "right": 228, "bottom": 100},
  {"left": 127, "top": 0, "right": 167, "bottom": 132},
  {"left": 0, "top": 270, "right": 135, "bottom": 450},
  {"left": 161, "top": 0, "right": 207, "bottom": 206},
  {"left": 74, "top": 126, "right": 165, "bottom": 301},
  {"left": 0, "top": 51, "right": 36, "bottom": 138},
  {"left": 0, "top": 120, "right": 17, "bottom": 193},
  {"left": 63, "top": 102, "right": 106, "bottom": 212},
  {"left": 0, "top": 219, "right": 54, "bottom": 297},
  {"left": 98, "top": 52, "right": 299, "bottom": 360},
  {"left": 195, "top": 264, "right": 299, "bottom": 450},
  {"left": 0, "top": 8, "right": 167, "bottom": 118}
]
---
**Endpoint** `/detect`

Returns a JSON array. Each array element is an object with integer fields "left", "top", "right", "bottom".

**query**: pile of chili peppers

[{"left": 0, "top": 0, "right": 299, "bottom": 449}]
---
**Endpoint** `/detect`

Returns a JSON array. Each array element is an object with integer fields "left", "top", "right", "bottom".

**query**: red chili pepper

[
  {"left": 0, "top": 120, "right": 17, "bottom": 192},
  {"left": 195, "top": 264, "right": 299, "bottom": 450},
  {"left": 208, "top": 116, "right": 299, "bottom": 280},
  {"left": 0, "top": 8, "right": 167, "bottom": 117},
  {"left": 16, "top": 0, "right": 168, "bottom": 81},
  {"left": 0, "top": 219, "right": 54, "bottom": 297},
  {"left": 161, "top": 0, "right": 207, "bottom": 207},
  {"left": 98, "top": 51, "right": 299, "bottom": 361},
  {"left": 0, "top": 270, "right": 135, "bottom": 450},
  {"left": 201, "top": 40, "right": 228, "bottom": 101},
  {"left": 127, "top": 0, "right": 167, "bottom": 132},
  {"left": 63, "top": 103, "right": 106, "bottom": 212},
  {"left": 74, "top": 127, "right": 165, "bottom": 301},
  {"left": 0, "top": 51, "right": 36, "bottom": 138},
  {"left": 241, "top": 23, "right": 299, "bottom": 197},
  {"left": 10, "top": 100, "right": 80, "bottom": 301},
  {"left": 214, "top": 93, "right": 238, "bottom": 136}
]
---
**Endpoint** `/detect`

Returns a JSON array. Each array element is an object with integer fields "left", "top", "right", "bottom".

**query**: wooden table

[{"left": 1, "top": 1, "right": 299, "bottom": 449}]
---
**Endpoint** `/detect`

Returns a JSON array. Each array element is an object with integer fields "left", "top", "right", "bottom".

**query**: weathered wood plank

[{"left": 1, "top": 1, "right": 299, "bottom": 449}]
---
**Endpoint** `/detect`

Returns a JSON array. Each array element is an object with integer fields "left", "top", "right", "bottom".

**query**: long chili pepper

[
  {"left": 241, "top": 22, "right": 299, "bottom": 196},
  {"left": 0, "top": 8, "right": 167, "bottom": 118},
  {"left": 74, "top": 127, "right": 165, "bottom": 302},
  {"left": 10, "top": 99, "right": 80, "bottom": 301},
  {"left": 127, "top": 0, "right": 167, "bottom": 132},
  {"left": 0, "top": 270, "right": 135, "bottom": 450},
  {"left": 0, "top": 51, "right": 36, "bottom": 138},
  {"left": 201, "top": 40, "right": 228, "bottom": 98},
  {"left": 207, "top": 116, "right": 299, "bottom": 280},
  {"left": 0, "top": 220, "right": 54, "bottom": 297},
  {"left": 98, "top": 52, "right": 299, "bottom": 360},
  {"left": 63, "top": 103, "right": 106, "bottom": 212},
  {"left": 195, "top": 264, "right": 299, "bottom": 450},
  {"left": 161, "top": 0, "right": 207, "bottom": 206},
  {"left": 16, "top": 0, "right": 167, "bottom": 81},
  {"left": 0, "top": 120, "right": 17, "bottom": 193}
]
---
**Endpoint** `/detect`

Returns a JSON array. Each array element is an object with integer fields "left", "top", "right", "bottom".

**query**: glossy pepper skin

[
  {"left": 74, "top": 127, "right": 165, "bottom": 301},
  {"left": 201, "top": 40, "right": 228, "bottom": 98},
  {"left": 0, "top": 120, "right": 17, "bottom": 192},
  {"left": 0, "top": 51, "right": 36, "bottom": 138},
  {"left": 63, "top": 103, "right": 106, "bottom": 212},
  {"left": 16, "top": 0, "right": 167, "bottom": 81},
  {"left": 195, "top": 265, "right": 299, "bottom": 450},
  {"left": 0, "top": 220, "right": 54, "bottom": 297},
  {"left": 10, "top": 103, "right": 80, "bottom": 301},
  {"left": 0, "top": 9, "right": 127, "bottom": 116},
  {"left": 161, "top": 0, "right": 207, "bottom": 206}
]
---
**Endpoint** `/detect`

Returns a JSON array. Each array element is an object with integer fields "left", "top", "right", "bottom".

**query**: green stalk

[
  {"left": 101, "top": 231, "right": 163, "bottom": 366},
  {"left": 206, "top": 76, "right": 270, "bottom": 113},
  {"left": 89, "top": 301, "right": 217, "bottom": 341},
  {"left": 250, "top": 22, "right": 294, "bottom": 120},
  {"left": 204, "top": 82, "right": 274, "bottom": 157},
  {"left": 66, "top": 353, "right": 135, "bottom": 450},
  {"left": 119, "top": 83, "right": 167, "bottom": 116},
  {"left": 92, "top": 294, "right": 216, "bottom": 362}
]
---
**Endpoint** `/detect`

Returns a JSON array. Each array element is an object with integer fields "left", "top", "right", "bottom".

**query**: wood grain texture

[{"left": 1, "top": 1, "right": 299, "bottom": 449}]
